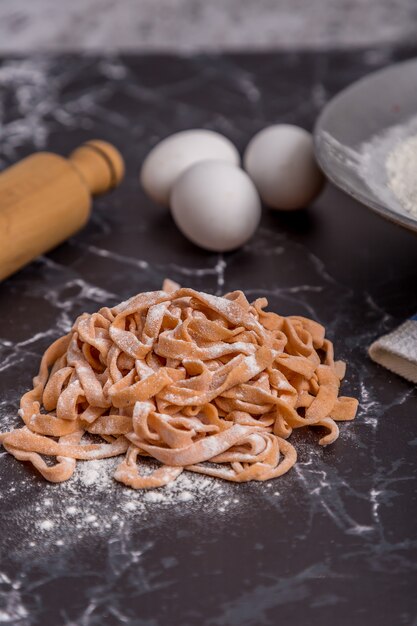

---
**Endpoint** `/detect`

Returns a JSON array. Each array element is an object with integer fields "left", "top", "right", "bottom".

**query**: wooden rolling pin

[{"left": 0, "top": 140, "right": 124, "bottom": 281}]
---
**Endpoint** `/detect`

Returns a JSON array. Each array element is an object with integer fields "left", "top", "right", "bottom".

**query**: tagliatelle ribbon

[{"left": 0, "top": 280, "right": 358, "bottom": 489}]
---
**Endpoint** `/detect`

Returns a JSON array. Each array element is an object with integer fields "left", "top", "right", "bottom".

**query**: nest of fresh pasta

[{"left": 0, "top": 280, "right": 358, "bottom": 489}]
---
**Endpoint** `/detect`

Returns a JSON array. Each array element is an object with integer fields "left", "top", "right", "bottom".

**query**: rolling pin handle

[{"left": 69, "top": 140, "right": 125, "bottom": 195}]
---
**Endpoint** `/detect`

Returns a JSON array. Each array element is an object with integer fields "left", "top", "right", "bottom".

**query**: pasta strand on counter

[{"left": 0, "top": 280, "right": 358, "bottom": 489}]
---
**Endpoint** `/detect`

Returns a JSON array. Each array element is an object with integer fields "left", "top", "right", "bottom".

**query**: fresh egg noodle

[{"left": 0, "top": 281, "right": 358, "bottom": 489}]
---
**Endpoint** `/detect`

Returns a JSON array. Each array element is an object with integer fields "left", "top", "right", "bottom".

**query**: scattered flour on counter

[
  {"left": 38, "top": 520, "right": 54, "bottom": 531},
  {"left": 74, "top": 459, "right": 115, "bottom": 490},
  {"left": 66, "top": 506, "right": 78, "bottom": 516},
  {"left": 0, "top": 453, "right": 251, "bottom": 555},
  {"left": 144, "top": 491, "right": 166, "bottom": 503},
  {"left": 177, "top": 491, "right": 193, "bottom": 502}
]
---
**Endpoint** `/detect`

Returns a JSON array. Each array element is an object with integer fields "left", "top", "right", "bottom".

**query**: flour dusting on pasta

[{"left": 0, "top": 280, "right": 358, "bottom": 489}]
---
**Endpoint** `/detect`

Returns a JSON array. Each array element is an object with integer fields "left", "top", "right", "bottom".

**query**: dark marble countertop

[
  {"left": 0, "top": 50, "right": 417, "bottom": 626},
  {"left": 1, "top": 0, "right": 417, "bottom": 52}
]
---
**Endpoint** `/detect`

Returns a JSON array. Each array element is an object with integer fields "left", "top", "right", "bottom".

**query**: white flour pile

[
  {"left": 357, "top": 112, "right": 417, "bottom": 218},
  {"left": 322, "top": 112, "right": 417, "bottom": 219},
  {"left": 385, "top": 133, "right": 417, "bottom": 215}
]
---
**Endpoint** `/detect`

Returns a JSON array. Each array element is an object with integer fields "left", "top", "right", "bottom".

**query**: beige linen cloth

[{"left": 369, "top": 315, "right": 417, "bottom": 383}]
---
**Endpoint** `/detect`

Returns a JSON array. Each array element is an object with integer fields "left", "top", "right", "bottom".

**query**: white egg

[
  {"left": 243, "top": 124, "right": 324, "bottom": 210},
  {"left": 171, "top": 161, "right": 261, "bottom": 252},
  {"left": 140, "top": 129, "right": 240, "bottom": 206}
]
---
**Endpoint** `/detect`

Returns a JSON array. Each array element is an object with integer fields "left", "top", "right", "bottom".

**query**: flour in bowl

[
  {"left": 357, "top": 112, "right": 417, "bottom": 218},
  {"left": 386, "top": 133, "right": 417, "bottom": 216}
]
